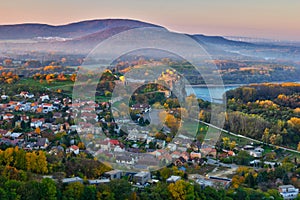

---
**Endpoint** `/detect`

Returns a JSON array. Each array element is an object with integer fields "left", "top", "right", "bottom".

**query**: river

[
  {"left": 186, "top": 81, "right": 300, "bottom": 102},
  {"left": 186, "top": 85, "right": 240, "bottom": 102}
]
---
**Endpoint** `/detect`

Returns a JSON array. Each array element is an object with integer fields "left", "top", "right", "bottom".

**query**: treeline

[
  {"left": 0, "top": 177, "right": 287, "bottom": 200},
  {"left": 232, "top": 163, "right": 297, "bottom": 191},
  {"left": 0, "top": 147, "right": 48, "bottom": 174},
  {"left": 223, "top": 83, "right": 300, "bottom": 148},
  {"left": 226, "top": 83, "right": 300, "bottom": 103}
]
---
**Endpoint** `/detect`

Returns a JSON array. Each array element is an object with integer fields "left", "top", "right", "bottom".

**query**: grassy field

[
  {"left": 18, "top": 78, "right": 74, "bottom": 89},
  {"left": 18, "top": 78, "right": 78, "bottom": 97}
]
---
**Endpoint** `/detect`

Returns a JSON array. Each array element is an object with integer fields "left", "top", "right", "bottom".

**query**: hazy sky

[{"left": 1, "top": 0, "right": 300, "bottom": 41}]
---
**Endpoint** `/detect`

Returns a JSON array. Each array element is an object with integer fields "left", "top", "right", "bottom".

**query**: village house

[
  {"left": 190, "top": 152, "right": 202, "bottom": 159},
  {"left": 88, "top": 179, "right": 110, "bottom": 185},
  {"left": 30, "top": 118, "right": 45, "bottom": 128},
  {"left": 136, "top": 154, "right": 159, "bottom": 167},
  {"left": 99, "top": 140, "right": 111, "bottom": 151},
  {"left": 116, "top": 154, "right": 135, "bottom": 165},
  {"left": 1, "top": 95, "right": 9, "bottom": 100},
  {"left": 133, "top": 171, "right": 151, "bottom": 185},
  {"left": 201, "top": 147, "right": 217, "bottom": 158},
  {"left": 35, "top": 138, "right": 49, "bottom": 149},
  {"left": 174, "top": 156, "right": 187, "bottom": 167},
  {"left": 9, "top": 132, "right": 23, "bottom": 139},
  {"left": 127, "top": 128, "right": 148, "bottom": 142},
  {"left": 156, "top": 139, "right": 166, "bottom": 149},
  {"left": 67, "top": 145, "right": 80, "bottom": 155},
  {"left": 167, "top": 143, "right": 177, "bottom": 151},
  {"left": 62, "top": 177, "right": 83, "bottom": 184},
  {"left": 196, "top": 176, "right": 232, "bottom": 189},
  {"left": 166, "top": 175, "right": 181, "bottom": 184},
  {"left": 104, "top": 169, "right": 123, "bottom": 180},
  {"left": 20, "top": 91, "right": 34, "bottom": 99},
  {"left": 3, "top": 113, "right": 14, "bottom": 120},
  {"left": 42, "top": 103, "right": 54, "bottom": 113},
  {"left": 131, "top": 103, "right": 151, "bottom": 113},
  {"left": 114, "top": 145, "right": 125, "bottom": 152},
  {"left": 39, "top": 94, "right": 50, "bottom": 102},
  {"left": 243, "top": 146, "right": 264, "bottom": 158},
  {"left": 278, "top": 185, "right": 299, "bottom": 200}
]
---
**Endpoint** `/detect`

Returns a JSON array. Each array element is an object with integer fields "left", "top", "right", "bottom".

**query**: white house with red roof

[
  {"left": 3, "top": 113, "right": 14, "bottom": 120},
  {"left": 69, "top": 145, "right": 80, "bottom": 155},
  {"left": 30, "top": 118, "right": 45, "bottom": 128},
  {"left": 40, "top": 94, "right": 50, "bottom": 102}
]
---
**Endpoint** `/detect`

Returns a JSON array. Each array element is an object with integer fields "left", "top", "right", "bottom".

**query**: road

[{"left": 197, "top": 120, "right": 300, "bottom": 155}]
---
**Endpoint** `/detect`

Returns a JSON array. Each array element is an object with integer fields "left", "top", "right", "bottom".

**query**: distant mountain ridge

[
  {"left": 0, "top": 19, "right": 299, "bottom": 63},
  {"left": 0, "top": 19, "right": 163, "bottom": 40}
]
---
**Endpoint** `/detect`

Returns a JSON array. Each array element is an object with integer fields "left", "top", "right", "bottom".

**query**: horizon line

[{"left": 0, "top": 17, "right": 299, "bottom": 42}]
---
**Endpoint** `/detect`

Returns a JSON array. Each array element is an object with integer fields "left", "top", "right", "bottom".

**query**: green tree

[
  {"left": 81, "top": 185, "right": 96, "bottom": 200},
  {"left": 202, "top": 186, "right": 223, "bottom": 200},
  {"left": 266, "top": 189, "right": 284, "bottom": 200},
  {"left": 41, "top": 178, "right": 57, "bottom": 200},
  {"left": 19, "top": 181, "right": 44, "bottom": 200},
  {"left": 96, "top": 183, "right": 114, "bottom": 200},
  {"left": 0, "top": 188, "right": 8, "bottom": 200},
  {"left": 235, "top": 151, "right": 252, "bottom": 165},
  {"left": 63, "top": 182, "right": 84, "bottom": 200},
  {"left": 283, "top": 173, "right": 290, "bottom": 185},
  {"left": 4, "top": 180, "right": 22, "bottom": 200},
  {"left": 108, "top": 179, "right": 132, "bottom": 200},
  {"left": 245, "top": 173, "right": 255, "bottom": 188},
  {"left": 148, "top": 182, "right": 170, "bottom": 200},
  {"left": 234, "top": 187, "right": 249, "bottom": 200},
  {"left": 160, "top": 167, "right": 172, "bottom": 181}
]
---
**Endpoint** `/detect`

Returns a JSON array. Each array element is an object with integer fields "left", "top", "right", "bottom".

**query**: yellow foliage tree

[
  {"left": 26, "top": 152, "right": 37, "bottom": 172},
  {"left": 229, "top": 141, "right": 236, "bottom": 150},
  {"left": 222, "top": 137, "right": 231, "bottom": 149},
  {"left": 3, "top": 147, "right": 14, "bottom": 166},
  {"left": 168, "top": 180, "right": 194, "bottom": 200},
  {"left": 288, "top": 117, "right": 300, "bottom": 132},
  {"left": 165, "top": 114, "right": 180, "bottom": 132},
  {"left": 36, "top": 151, "right": 48, "bottom": 174},
  {"left": 78, "top": 142, "right": 85, "bottom": 149}
]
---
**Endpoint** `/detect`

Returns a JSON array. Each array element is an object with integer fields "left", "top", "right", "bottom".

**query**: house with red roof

[
  {"left": 69, "top": 145, "right": 80, "bottom": 155},
  {"left": 3, "top": 113, "right": 14, "bottom": 120}
]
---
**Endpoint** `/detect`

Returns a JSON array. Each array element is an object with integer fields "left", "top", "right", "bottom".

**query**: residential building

[
  {"left": 88, "top": 179, "right": 110, "bottom": 185},
  {"left": 166, "top": 175, "right": 181, "bottom": 183},
  {"left": 104, "top": 170, "right": 123, "bottom": 180},
  {"left": 70, "top": 145, "right": 80, "bottom": 154},
  {"left": 279, "top": 185, "right": 299, "bottom": 200},
  {"left": 133, "top": 171, "right": 151, "bottom": 185},
  {"left": 62, "top": 177, "right": 83, "bottom": 184}
]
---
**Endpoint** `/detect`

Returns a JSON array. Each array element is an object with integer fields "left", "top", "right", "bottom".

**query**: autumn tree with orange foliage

[
  {"left": 57, "top": 73, "right": 67, "bottom": 81},
  {"left": 35, "top": 127, "right": 41, "bottom": 135},
  {"left": 0, "top": 71, "right": 19, "bottom": 84},
  {"left": 70, "top": 74, "right": 77, "bottom": 82}
]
